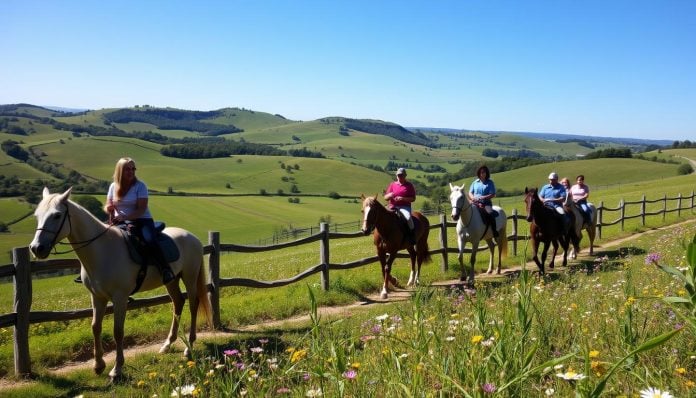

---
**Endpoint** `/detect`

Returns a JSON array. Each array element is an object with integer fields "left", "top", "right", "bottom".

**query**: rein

[
  {"left": 36, "top": 203, "right": 112, "bottom": 255},
  {"left": 454, "top": 198, "right": 474, "bottom": 228}
]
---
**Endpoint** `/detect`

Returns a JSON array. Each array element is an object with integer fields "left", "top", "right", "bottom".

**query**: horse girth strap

[{"left": 131, "top": 264, "right": 148, "bottom": 295}]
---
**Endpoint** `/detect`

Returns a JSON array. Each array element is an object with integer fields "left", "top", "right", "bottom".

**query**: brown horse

[
  {"left": 523, "top": 187, "right": 572, "bottom": 274},
  {"left": 360, "top": 195, "right": 431, "bottom": 299}
]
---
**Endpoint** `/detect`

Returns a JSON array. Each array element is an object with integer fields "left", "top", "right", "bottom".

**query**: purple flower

[
  {"left": 343, "top": 370, "right": 357, "bottom": 380},
  {"left": 259, "top": 338, "right": 269, "bottom": 345},
  {"left": 276, "top": 387, "right": 291, "bottom": 394},
  {"left": 482, "top": 383, "right": 497, "bottom": 394},
  {"left": 303, "top": 372, "right": 311, "bottom": 381},
  {"left": 645, "top": 253, "right": 661, "bottom": 265},
  {"left": 224, "top": 349, "right": 240, "bottom": 357}
]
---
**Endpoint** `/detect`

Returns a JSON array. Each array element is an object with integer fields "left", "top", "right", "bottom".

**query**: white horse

[
  {"left": 29, "top": 187, "right": 213, "bottom": 381},
  {"left": 449, "top": 183, "right": 508, "bottom": 286},
  {"left": 563, "top": 195, "right": 597, "bottom": 259}
]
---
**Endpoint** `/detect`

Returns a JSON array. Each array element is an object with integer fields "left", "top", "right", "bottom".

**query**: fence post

[
  {"left": 598, "top": 201, "right": 603, "bottom": 239},
  {"left": 663, "top": 194, "right": 667, "bottom": 221},
  {"left": 691, "top": 191, "right": 695, "bottom": 213},
  {"left": 320, "top": 223, "right": 329, "bottom": 291},
  {"left": 512, "top": 209, "right": 518, "bottom": 256},
  {"left": 641, "top": 195, "right": 646, "bottom": 226},
  {"left": 13, "top": 247, "right": 32, "bottom": 377},
  {"left": 620, "top": 199, "right": 625, "bottom": 232},
  {"left": 207, "top": 231, "right": 222, "bottom": 330},
  {"left": 439, "top": 214, "right": 448, "bottom": 272},
  {"left": 677, "top": 193, "right": 682, "bottom": 217}
]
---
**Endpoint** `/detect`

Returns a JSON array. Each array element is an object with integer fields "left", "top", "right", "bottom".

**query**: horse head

[
  {"left": 523, "top": 187, "right": 540, "bottom": 223},
  {"left": 360, "top": 194, "right": 380, "bottom": 235},
  {"left": 448, "top": 182, "right": 469, "bottom": 221},
  {"left": 30, "top": 187, "right": 73, "bottom": 259}
]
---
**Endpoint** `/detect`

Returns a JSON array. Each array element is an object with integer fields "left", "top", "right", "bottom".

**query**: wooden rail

[{"left": 3, "top": 191, "right": 695, "bottom": 376}]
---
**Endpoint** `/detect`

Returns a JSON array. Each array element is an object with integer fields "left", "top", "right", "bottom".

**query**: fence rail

[{"left": 3, "top": 191, "right": 695, "bottom": 375}]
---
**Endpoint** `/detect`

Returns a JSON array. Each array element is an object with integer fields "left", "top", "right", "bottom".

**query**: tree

[{"left": 73, "top": 195, "right": 108, "bottom": 221}]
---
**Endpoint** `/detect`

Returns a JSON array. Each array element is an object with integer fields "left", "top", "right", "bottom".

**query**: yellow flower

[
  {"left": 471, "top": 335, "right": 484, "bottom": 344},
  {"left": 590, "top": 361, "right": 606, "bottom": 376},
  {"left": 570, "top": 303, "right": 578, "bottom": 310},
  {"left": 187, "top": 360, "right": 196, "bottom": 368},
  {"left": 416, "top": 362, "right": 425, "bottom": 371},
  {"left": 589, "top": 350, "right": 600, "bottom": 358},
  {"left": 624, "top": 296, "right": 636, "bottom": 307},
  {"left": 676, "top": 367, "right": 687, "bottom": 375},
  {"left": 685, "top": 380, "right": 695, "bottom": 388},
  {"left": 286, "top": 347, "right": 296, "bottom": 353},
  {"left": 137, "top": 380, "right": 146, "bottom": 388},
  {"left": 148, "top": 371, "right": 158, "bottom": 379},
  {"left": 351, "top": 362, "right": 361, "bottom": 369},
  {"left": 291, "top": 349, "right": 307, "bottom": 363}
]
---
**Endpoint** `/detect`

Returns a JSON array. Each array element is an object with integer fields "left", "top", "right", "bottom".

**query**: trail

[{"left": 1, "top": 218, "right": 694, "bottom": 390}]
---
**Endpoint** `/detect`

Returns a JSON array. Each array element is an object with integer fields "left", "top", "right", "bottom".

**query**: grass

[{"left": 2, "top": 222, "right": 695, "bottom": 397}]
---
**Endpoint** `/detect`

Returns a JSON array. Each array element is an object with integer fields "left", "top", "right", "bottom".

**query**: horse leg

[
  {"left": 378, "top": 251, "right": 390, "bottom": 299},
  {"left": 406, "top": 247, "right": 418, "bottom": 287},
  {"left": 90, "top": 296, "right": 107, "bottom": 375},
  {"left": 587, "top": 225, "right": 596, "bottom": 255},
  {"left": 161, "top": 282, "right": 186, "bottom": 355},
  {"left": 540, "top": 241, "right": 551, "bottom": 272},
  {"left": 561, "top": 236, "right": 570, "bottom": 267},
  {"left": 485, "top": 239, "right": 495, "bottom": 274},
  {"left": 457, "top": 240, "right": 467, "bottom": 281},
  {"left": 532, "top": 239, "right": 544, "bottom": 274},
  {"left": 467, "top": 241, "right": 479, "bottom": 286},
  {"left": 108, "top": 295, "right": 129, "bottom": 381},
  {"left": 548, "top": 240, "right": 559, "bottom": 269}
]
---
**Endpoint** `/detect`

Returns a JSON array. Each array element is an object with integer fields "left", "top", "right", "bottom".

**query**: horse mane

[{"left": 37, "top": 192, "right": 106, "bottom": 226}]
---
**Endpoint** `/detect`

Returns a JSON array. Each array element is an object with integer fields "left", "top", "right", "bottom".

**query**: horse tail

[
  {"left": 197, "top": 258, "right": 214, "bottom": 328},
  {"left": 498, "top": 221, "right": 508, "bottom": 259},
  {"left": 418, "top": 214, "right": 432, "bottom": 263}
]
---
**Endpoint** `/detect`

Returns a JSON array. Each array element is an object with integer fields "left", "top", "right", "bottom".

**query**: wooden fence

[{"left": 2, "top": 191, "right": 694, "bottom": 376}]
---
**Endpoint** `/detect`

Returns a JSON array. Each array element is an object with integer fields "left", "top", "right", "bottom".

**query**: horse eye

[{"left": 53, "top": 213, "right": 62, "bottom": 220}]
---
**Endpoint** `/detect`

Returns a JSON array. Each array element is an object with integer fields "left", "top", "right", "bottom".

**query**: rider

[
  {"left": 468, "top": 165, "right": 499, "bottom": 238},
  {"left": 570, "top": 174, "right": 592, "bottom": 224},
  {"left": 384, "top": 167, "right": 417, "bottom": 244},
  {"left": 105, "top": 157, "right": 175, "bottom": 284},
  {"left": 539, "top": 172, "right": 572, "bottom": 231}
]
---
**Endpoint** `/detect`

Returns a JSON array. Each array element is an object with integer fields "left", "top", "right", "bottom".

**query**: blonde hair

[
  {"left": 560, "top": 177, "right": 570, "bottom": 186},
  {"left": 112, "top": 157, "right": 137, "bottom": 200}
]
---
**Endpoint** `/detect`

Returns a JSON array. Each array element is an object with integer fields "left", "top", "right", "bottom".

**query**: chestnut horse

[
  {"left": 523, "top": 187, "right": 572, "bottom": 274},
  {"left": 29, "top": 187, "right": 212, "bottom": 381},
  {"left": 360, "top": 195, "right": 431, "bottom": 299}
]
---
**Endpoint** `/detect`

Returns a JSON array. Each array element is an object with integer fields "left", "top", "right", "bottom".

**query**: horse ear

[
  {"left": 524, "top": 187, "right": 529, "bottom": 194},
  {"left": 58, "top": 187, "right": 73, "bottom": 203},
  {"left": 42, "top": 186, "right": 50, "bottom": 198},
  {"left": 459, "top": 183, "right": 466, "bottom": 191},
  {"left": 449, "top": 182, "right": 454, "bottom": 191},
  {"left": 360, "top": 194, "right": 366, "bottom": 200}
]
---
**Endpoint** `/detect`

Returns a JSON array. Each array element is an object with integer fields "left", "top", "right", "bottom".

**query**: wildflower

[
  {"left": 446, "top": 336, "right": 456, "bottom": 342},
  {"left": 276, "top": 387, "right": 291, "bottom": 394},
  {"left": 224, "top": 349, "right": 239, "bottom": 357},
  {"left": 305, "top": 387, "right": 322, "bottom": 397},
  {"left": 481, "top": 337, "right": 495, "bottom": 347},
  {"left": 545, "top": 388, "right": 555, "bottom": 396},
  {"left": 416, "top": 362, "right": 425, "bottom": 371},
  {"left": 186, "top": 360, "right": 196, "bottom": 368},
  {"left": 250, "top": 347, "right": 264, "bottom": 354},
  {"left": 303, "top": 373, "right": 311, "bottom": 381},
  {"left": 639, "top": 387, "right": 673, "bottom": 398},
  {"left": 482, "top": 383, "right": 497, "bottom": 393},
  {"left": 625, "top": 296, "right": 636, "bottom": 307},
  {"left": 590, "top": 360, "right": 606, "bottom": 376},
  {"left": 171, "top": 384, "right": 196, "bottom": 397},
  {"left": 556, "top": 370, "right": 587, "bottom": 381},
  {"left": 589, "top": 350, "right": 600, "bottom": 358},
  {"left": 375, "top": 313, "right": 389, "bottom": 321},
  {"left": 137, "top": 380, "right": 146, "bottom": 388},
  {"left": 259, "top": 338, "right": 269, "bottom": 345},
  {"left": 291, "top": 349, "right": 308, "bottom": 363},
  {"left": 471, "top": 335, "right": 484, "bottom": 344},
  {"left": 343, "top": 369, "right": 357, "bottom": 380},
  {"left": 685, "top": 380, "right": 695, "bottom": 388},
  {"left": 350, "top": 362, "right": 361, "bottom": 369},
  {"left": 360, "top": 335, "right": 376, "bottom": 342},
  {"left": 645, "top": 253, "right": 661, "bottom": 265},
  {"left": 676, "top": 367, "right": 687, "bottom": 375}
]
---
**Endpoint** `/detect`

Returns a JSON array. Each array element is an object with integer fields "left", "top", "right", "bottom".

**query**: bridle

[
  {"left": 452, "top": 193, "right": 473, "bottom": 227},
  {"left": 35, "top": 202, "right": 111, "bottom": 255}
]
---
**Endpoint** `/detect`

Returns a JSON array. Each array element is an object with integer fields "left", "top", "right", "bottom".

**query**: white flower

[
  {"left": 171, "top": 384, "right": 196, "bottom": 397},
  {"left": 545, "top": 388, "right": 555, "bottom": 396},
  {"left": 553, "top": 364, "right": 564, "bottom": 370},
  {"left": 250, "top": 346, "right": 264, "bottom": 353},
  {"left": 305, "top": 387, "right": 323, "bottom": 397},
  {"left": 556, "top": 371, "right": 587, "bottom": 381},
  {"left": 375, "top": 313, "right": 389, "bottom": 321},
  {"left": 639, "top": 387, "right": 673, "bottom": 398},
  {"left": 446, "top": 336, "right": 456, "bottom": 341}
]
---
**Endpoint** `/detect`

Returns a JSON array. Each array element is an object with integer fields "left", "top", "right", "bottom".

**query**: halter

[
  {"left": 452, "top": 194, "right": 474, "bottom": 227},
  {"left": 35, "top": 202, "right": 111, "bottom": 255}
]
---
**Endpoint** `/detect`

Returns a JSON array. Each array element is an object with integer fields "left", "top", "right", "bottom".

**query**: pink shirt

[
  {"left": 385, "top": 181, "right": 416, "bottom": 208},
  {"left": 570, "top": 183, "right": 590, "bottom": 202}
]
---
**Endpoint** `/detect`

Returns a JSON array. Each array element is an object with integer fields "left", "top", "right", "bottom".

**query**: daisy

[{"left": 639, "top": 387, "right": 673, "bottom": 398}]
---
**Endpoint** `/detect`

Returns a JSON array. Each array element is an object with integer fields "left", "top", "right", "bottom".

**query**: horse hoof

[
  {"left": 109, "top": 373, "right": 125, "bottom": 385},
  {"left": 380, "top": 292, "right": 388, "bottom": 299},
  {"left": 486, "top": 270, "right": 493, "bottom": 275},
  {"left": 159, "top": 343, "right": 171, "bottom": 354},
  {"left": 94, "top": 359, "right": 106, "bottom": 375},
  {"left": 184, "top": 348, "right": 192, "bottom": 359}
]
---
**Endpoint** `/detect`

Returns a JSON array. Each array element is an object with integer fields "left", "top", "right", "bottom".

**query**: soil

[{"left": 1, "top": 218, "right": 694, "bottom": 390}]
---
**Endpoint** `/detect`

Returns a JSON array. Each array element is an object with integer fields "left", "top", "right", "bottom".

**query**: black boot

[
  {"left": 487, "top": 213, "right": 499, "bottom": 238},
  {"left": 150, "top": 245, "right": 175, "bottom": 284}
]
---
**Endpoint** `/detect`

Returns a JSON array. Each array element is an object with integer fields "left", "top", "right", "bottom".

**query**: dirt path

[{"left": 2, "top": 218, "right": 695, "bottom": 389}]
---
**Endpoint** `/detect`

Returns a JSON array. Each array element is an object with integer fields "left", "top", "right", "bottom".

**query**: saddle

[{"left": 117, "top": 221, "right": 180, "bottom": 264}]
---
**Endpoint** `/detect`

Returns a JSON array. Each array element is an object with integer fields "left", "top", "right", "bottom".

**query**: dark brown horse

[
  {"left": 360, "top": 194, "right": 431, "bottom": 299},
  {"left": 523, "top": 187, "right": 572, "bottom": 274}
]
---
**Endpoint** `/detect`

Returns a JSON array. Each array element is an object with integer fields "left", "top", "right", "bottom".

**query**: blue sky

[{"left": 2, "top": 0, "right": 694, "bottom": 141}]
